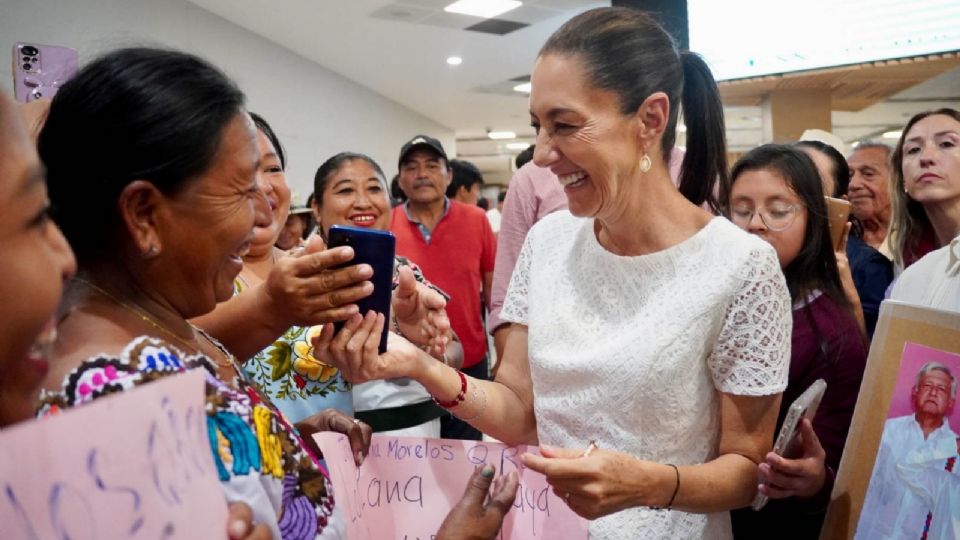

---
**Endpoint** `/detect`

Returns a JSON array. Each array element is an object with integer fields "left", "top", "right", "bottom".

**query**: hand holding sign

[
  {"left": 315, "top": 433, "right": 589, "bottom": 540},
  {"left": 436, "top": 464, "right": 520, "bottom": 540}
]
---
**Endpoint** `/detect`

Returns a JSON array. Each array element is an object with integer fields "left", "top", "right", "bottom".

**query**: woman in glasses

[{"left": 726, "top": 144, "right": 868, "bottom": 539}]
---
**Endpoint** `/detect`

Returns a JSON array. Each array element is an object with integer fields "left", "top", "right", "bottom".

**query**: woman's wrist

[{"left": 253, "top": 282, "right": 293, "bottom": 336}]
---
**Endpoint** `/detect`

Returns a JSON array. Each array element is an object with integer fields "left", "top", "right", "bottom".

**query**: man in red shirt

[{"left": 390, "top": 135, "right": 496, "bottom": 440}]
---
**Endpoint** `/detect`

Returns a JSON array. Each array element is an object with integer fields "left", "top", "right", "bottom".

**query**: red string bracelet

[{"left": 433, "top": 370, "right": 467, "bottom": 408}]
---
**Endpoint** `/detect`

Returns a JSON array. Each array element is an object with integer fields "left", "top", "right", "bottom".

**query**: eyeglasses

[{"left": 729, "top": 204, "right": 802, "bottom": 232}]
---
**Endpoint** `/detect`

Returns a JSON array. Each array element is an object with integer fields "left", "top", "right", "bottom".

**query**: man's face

[
  {"left": 913, "top": 369, "right": 955, "bottom": 419},
  {"left": 399, "top": 148, "right": 450, "bottom": 205},
  {"left": 457, "top": 183, "right": 481, "bottom": 206},
  {"left": 847, "top": 147, "right": 892, "bottom": 222}
]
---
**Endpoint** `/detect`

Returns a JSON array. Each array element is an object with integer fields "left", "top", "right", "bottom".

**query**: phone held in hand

[
  {"left": 824, "top": 197, "right": 852, "bottom": 251},
  {"left": 751, "top": 378, "right": 828, "bottom": 511},
  {"left": 326, "top": 225, "right": 395, "bottom": 354},
  {"left": 12, "top": 42, "right": 79, "bottom": 103}
]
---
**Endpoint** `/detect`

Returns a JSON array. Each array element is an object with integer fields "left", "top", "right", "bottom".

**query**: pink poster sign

[
  {"left": 0, "top": 370, "right": 228, "bottom": 539},
  {"left": 315, "top": 433, "right": 589, "bottom": 540}
]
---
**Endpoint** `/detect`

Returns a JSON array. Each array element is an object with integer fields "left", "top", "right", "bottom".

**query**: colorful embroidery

[
  {"left": 243, "top": 325, "right": 350, "bottom": 403},
  {"left": 254, "top": 405, "right": 285, "bottom": 479},
  {"left": 293, "top": 327, "right": 338, "bottom": 383},
  {"left": 38, "top": 336, "right": 337, "bottom": 538}
]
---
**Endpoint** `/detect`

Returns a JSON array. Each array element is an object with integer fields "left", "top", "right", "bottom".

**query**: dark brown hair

[{"left": 540, "top": 7, "right": 728, "bottom": 212}]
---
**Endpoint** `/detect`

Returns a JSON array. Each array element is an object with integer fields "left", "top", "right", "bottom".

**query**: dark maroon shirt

[{"left": 732, "top": 293, "right": 868, "bottom": 540}]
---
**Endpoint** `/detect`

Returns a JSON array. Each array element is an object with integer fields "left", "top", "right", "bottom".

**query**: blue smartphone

[{"left": 327, "top": 225, "right": 395, "bottom": 353}]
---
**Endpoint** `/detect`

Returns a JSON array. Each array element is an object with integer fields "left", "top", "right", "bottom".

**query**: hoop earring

[{"left": 639, "top": 153, "right": 652, "bottom": 173}]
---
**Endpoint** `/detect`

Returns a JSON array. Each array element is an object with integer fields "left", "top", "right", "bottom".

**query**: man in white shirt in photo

[{"left": 857, "top": 362, "right": 958, "bottom": 539}]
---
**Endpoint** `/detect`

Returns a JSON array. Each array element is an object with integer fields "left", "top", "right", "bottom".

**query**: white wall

[{"left": 0, "top": 0, "right": 455, "bottom": 201}]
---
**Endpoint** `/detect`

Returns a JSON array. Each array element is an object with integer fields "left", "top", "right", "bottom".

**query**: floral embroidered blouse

[
  {"left": 233, "top": 281, "right": 353, "bottom": 424},
  {"left": 37, "top": 336, "right": 346, "bottom": 540},
  {"left": 235, "top": 255, "right": 448, "bottom": 424}
]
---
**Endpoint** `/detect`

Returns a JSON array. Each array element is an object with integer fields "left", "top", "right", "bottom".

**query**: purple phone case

[{"left": 12, "top": 42, "right": 79, "bottom": 103}]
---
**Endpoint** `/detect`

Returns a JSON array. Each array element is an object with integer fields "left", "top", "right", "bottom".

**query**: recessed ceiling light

[
  {"left": 488, "top": 131, "right": 516, "bottom": 140},
  {"left": 512, "top": 82, "right": 531, "bottom": 93},
  {"left": 882, "top": 130, "right": 902, "bottom": 139},
  {"left": 444, "top": 0, "right": 521, "bottom": 19},
  {"left": 506, "top": 142, "right": 530, "bottom": 150},
  {"left": 447, "top": 56, "right": 463, "bottom": 66}
]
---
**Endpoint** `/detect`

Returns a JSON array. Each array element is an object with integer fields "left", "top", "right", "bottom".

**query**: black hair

[
  {"left": 730, "top": 144, "right": 849, "bottom": 309},
  {"left": 730, "top": 144, "right": 861, "bottom": 356},
  {"left": 497, "top": 191, "right": 507, "bottom": 203},
  {"left": 313, "top": 152, "right": 387, "bottom": 208},
  {"left": 446, "top": 159, "right": 484, "bottom": 198},
  {"left": 390, "top": 174, "right": 406, "bottom": 206},
  {"left": 38, "top": 47, "right": 246, "bottom": 263},
  {"left": 515, "top": 145, "right": 535, "bottom": 169},
  {"left": 249, "top": 112, "right": 286, "bottom": 170},
  {"left": 540, "top": 7, "right": 728, "bottom": 212},
  {"left": 794, "top": 140, "right": 850, "bottom": 198}
]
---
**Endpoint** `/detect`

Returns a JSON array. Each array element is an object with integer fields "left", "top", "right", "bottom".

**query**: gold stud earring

[{"left": 144, "top": 245, "right": 159, "bottom": 259}]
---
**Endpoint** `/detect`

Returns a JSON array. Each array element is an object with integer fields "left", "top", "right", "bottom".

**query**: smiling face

[
  {"left": 317, "top": 158, "right": 391, "bottom": 237},
  {"left": 847, "top": 146, "right": 892, "bottom": 223},
  {"left": 730, "top": 167, "right": 808, "bottom": 269},
  {"left": 901, "top": 113, "right": 960, "bottom": 211},
  {"left": 247, "top": 129, "right": 291, "bottom": 256},
  {"left": 160, "top": 112, "right": 261, "bottom": 311},
  {"left": 529, "top": 53, "right": 646, "bottom": 218},
  {"left": 0, "top": 96, "right": 76, "bottom": 426}
]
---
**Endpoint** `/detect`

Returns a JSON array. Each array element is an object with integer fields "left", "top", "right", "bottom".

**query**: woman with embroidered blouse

[
  {"left": 0, "top": 76, "right": 274, "bottom": 540},
  {"left": 191, "top": 115, "right": 457, "bottom": 427},
  {"left": 35, "top": 47, "right": 373, "bottom": 540},
  {"left": 310, "top": 152, "right": 463, "bottom": 437},
  {"left": 318, "top": 8, "right": 792, "bottom": 540}
]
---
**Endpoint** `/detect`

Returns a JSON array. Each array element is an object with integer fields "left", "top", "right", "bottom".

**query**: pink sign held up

[
  {"left": 0, "top": 370, "right": 227, "bottom": 539},
  {"left": 314, "top": 433, "right": 589, "bottom": 540}
]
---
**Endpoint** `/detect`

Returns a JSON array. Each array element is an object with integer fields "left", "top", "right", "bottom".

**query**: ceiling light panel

[{"left": 444, "top": 0, "right": 522, "bottom": 19}]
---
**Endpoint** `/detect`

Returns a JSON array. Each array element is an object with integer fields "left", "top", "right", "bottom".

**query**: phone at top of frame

[
  {"left": 326, "top": 225, "right": 395, "bottom": 354},
  {"left": 825, "top": 196, "right": 852, "bottom": 251},
  {"left": 751, "top": 378, "right": 827, "bottom": 511},
  {"left": 12, "top": 42, "right": 79, "bottom": 103}
]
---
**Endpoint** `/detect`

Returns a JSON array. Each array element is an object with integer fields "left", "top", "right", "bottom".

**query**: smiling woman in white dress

[{"left": 315, "top": 7, "right": 792, "bottom": 539}]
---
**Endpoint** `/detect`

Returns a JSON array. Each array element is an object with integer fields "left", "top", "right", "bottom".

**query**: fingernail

[
  {"left": 228, "top": 520, "right": 247, "bottom": 538},
  {"left": 481, "top": 464, "right": 494, "bottom": 478}
]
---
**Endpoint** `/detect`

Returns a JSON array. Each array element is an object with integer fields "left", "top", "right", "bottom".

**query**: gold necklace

[{"left": 74, "top": 277, "right": 236, "bottom": 370}]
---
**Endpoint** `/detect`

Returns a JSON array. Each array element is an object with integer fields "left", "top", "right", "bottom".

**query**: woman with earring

[{"left": 315, "top": 8, "right": 792, "bottom": 538}]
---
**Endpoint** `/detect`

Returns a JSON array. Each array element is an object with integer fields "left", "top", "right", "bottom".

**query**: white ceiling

[{"left": 186, "top": 0, "right": 960, "bottom": 182}]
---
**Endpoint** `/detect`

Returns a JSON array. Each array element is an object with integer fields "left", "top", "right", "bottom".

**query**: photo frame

[{"left": 820, "top": 301, "right": 960, "bottom": 540}]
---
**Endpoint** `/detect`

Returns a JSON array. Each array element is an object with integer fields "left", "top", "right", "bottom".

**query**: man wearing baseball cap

[{"left": 390, "top": 135, "right": 497, "bottom": 441}]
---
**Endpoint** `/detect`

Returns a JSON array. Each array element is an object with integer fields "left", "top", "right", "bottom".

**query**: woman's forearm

[
  {"left": 415, "top": 358, "right": 538, "bottom": 446},
  {"left": 667, "top": 454, "right": 758, "bottom": 513},
  {"left": 192, "top": 284, "right": 287, "bottom": 361}
]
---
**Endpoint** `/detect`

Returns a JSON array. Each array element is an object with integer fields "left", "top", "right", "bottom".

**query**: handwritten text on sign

[
  {"left": 0, "top": 371, "right": 227, "bottom": 539},
  {"left": 315, "top": 433, "right": 589, "bottom": 540}
]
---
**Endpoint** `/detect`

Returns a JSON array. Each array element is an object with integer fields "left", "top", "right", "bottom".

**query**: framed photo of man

[{"left": 821, "top": 301, "right": 960, "bottom": 540}]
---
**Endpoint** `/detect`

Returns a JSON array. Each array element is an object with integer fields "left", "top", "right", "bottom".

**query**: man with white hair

[{"left": 857, "top": 362, "right": 959, "bottom": 539}]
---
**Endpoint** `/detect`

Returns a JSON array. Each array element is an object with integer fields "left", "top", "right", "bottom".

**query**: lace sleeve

[
  {"left": 707, "top": 245, "right": 791, "bottom": 395},
  {"left": 500, "top": 232, "right": 535, "bottom": 326}
]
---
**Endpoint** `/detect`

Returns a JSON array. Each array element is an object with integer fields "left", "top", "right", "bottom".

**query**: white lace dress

[{"left": 501, "top": 212, "right": 792, "bottom": 539}]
